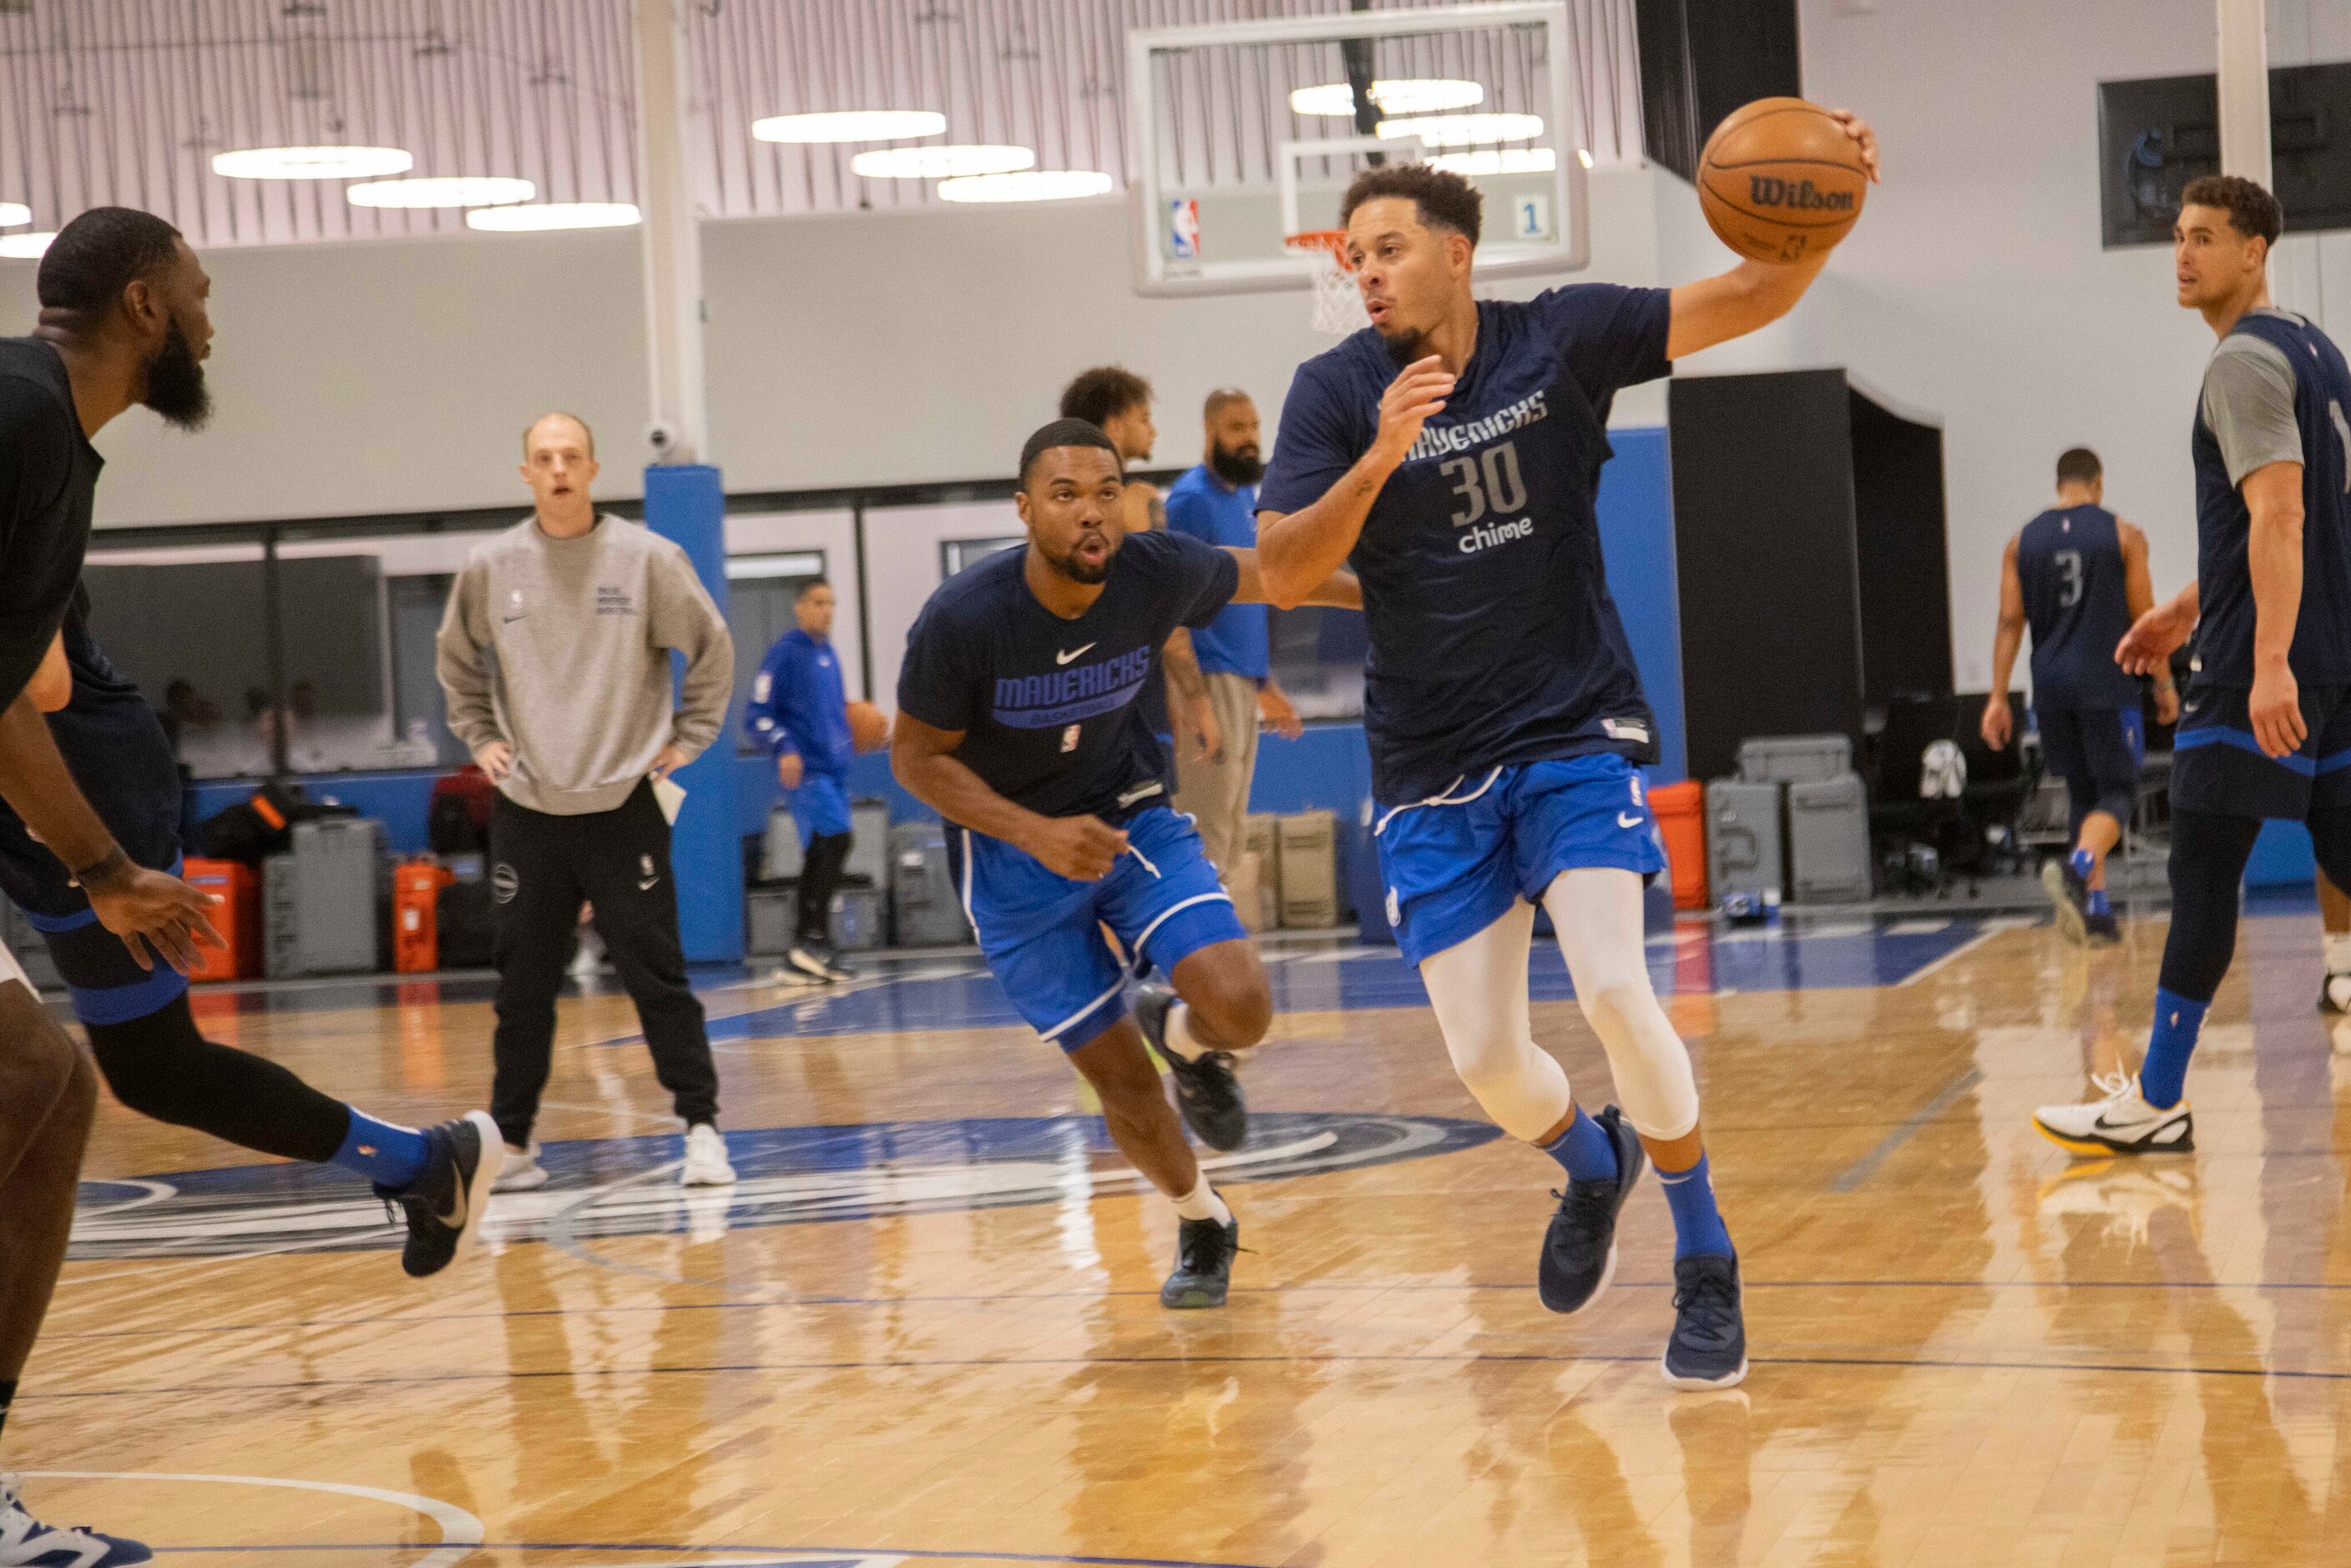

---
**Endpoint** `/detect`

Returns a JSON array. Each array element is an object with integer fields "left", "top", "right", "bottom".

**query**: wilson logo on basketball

[{"left": 1746, "top": 175, "right": 1855, "bottom": 213}]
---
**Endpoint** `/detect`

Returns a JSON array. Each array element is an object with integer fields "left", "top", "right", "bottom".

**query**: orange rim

[{"left": 1282, "top": 229, "right": 1352, "bottom": 270}]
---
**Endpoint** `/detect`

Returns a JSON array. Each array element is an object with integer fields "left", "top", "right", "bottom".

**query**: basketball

[
  {"left": 847, "top": 700, "right": 892, "bottom": 752},
  {"left": 1696, "top": 97, "right": 1868, "bottom": 264}
]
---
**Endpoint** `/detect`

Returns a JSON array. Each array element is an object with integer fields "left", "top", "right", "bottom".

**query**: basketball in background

[
  {"left": 1696, "top": 97, "right": 1868, "bottom": 264},
  {"left": 847, "top": 701, "right": 892, "bottom": 752}
]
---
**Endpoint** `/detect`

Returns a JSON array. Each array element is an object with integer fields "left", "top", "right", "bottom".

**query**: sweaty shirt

[
  {"left": 2016, "top": 503, "right": 2140, "bottom": 709},
  {"left": 2189, "top": 307, "right": 2351, "bottom": 686},
  {"left": 1256, "top": 286, "right": 1671, "bottom": 804},
  {"left": 897, "top": 529, "right": 1239, "bottom": 825},
  {"left": 0, "top": 338, "right": 104, "bottom": 710}
]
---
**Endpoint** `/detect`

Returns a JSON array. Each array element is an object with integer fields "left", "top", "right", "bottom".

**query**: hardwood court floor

[{"left": 21, "top": 908, "right": 2351, "bottom": 1566}]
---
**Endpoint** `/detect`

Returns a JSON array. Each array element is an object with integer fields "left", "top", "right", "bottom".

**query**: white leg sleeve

[
  {"left": 1417, "top": 901, "right": 1575, "bottom": 1143},
  {"left": 1541, "top": 867, "right": 1701, "bottom": 1141}
]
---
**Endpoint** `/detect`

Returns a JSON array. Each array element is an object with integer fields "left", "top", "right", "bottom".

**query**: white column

[
  {"left": 2215, "top": 0, "right": 2271, "bottom": 186},
  {"left": 633, "top": 0, "right": 709, "bottom": 464}
]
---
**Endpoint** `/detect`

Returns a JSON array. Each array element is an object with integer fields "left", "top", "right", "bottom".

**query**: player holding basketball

[
  {"left": 2037, "top": 174, "right": 2351, "bottom": 1155},
  {"left": 1981, "top": 448, "right": 2172, "bottom": 943},
  {"left": 892, "top": 418, "right": 1359, "bottom": 1308},
  {"left": 1254, "top": 125, "right": 1878, "bottom": 1388}
]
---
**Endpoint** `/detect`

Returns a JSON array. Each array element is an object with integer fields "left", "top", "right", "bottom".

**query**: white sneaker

[
  {"left": 2032, "top": 1071, "right": 2194, "bottom": 1157},
  {"left": 681, "top": 1122, "right": 736, "bottom": 1186},
  {"left": 569, "top": 927, "right": 604, "bottom": 979},
  {"left": 493, "top": 1144, "right": 550, "bottom": 1192},
  {"left": 0, "top": 1473, "right": 151, "bottom": 1565}
]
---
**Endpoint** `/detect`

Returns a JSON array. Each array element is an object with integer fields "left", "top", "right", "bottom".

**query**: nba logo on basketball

[{"left": 1169, "top": 199, "right": 1201, "bottom": 260}]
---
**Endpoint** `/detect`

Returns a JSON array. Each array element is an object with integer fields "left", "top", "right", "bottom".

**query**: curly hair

[
  {"left": 1339, "top": 163, "right": 1483, "bottom": 247},
  {"left": 2180, "top": 174, "right": 2282, "bottom": 247}
]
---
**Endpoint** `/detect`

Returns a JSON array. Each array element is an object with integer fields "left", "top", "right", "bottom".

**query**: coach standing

[
  {"left": 1167, "top": 389, "right": 1302, "bottom": 920},
  {"left": 437, "top": 411, "right": 738, "bottom": 1190}
]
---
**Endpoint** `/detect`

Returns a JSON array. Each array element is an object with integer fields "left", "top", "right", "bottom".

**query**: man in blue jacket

[{"left": 748, "top": 579, "right": 857, "bottom": 984}]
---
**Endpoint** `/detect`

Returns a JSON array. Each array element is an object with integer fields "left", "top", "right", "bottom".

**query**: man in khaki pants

[{"left": 1166, "top": 390, "right": 1303, "bottom": 923}]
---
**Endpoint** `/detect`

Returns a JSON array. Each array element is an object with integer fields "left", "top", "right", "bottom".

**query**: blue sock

[
  {"left": 1659, "top": 1153, "right": 1734, "bottom": 1259},
  {"left": 1540, "top": 1105, "right": 1619, "bottom": 1183},
  {"left": 2137, "top": 988, "right": 2208, "bottom": 1110},
  {"left": 331, "top": 1110, "right": 432, "bottom": 1189},
  {"left": 2087, "top": 888, "right": 2111, "bottom": 916},
  {"left": 2070, "top": 847, "right": 2094, "bottom": 879}
]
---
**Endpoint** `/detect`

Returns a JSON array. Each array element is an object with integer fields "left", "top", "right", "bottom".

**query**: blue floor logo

[{"left": 71, "top": 1112, "right": 1499, "bottom": 1261}]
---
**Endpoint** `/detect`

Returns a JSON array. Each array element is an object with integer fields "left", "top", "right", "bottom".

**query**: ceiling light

[
  {"left": 347, "top": 175, "right": 535, "bottom": 209},
  {"left": 937, "top": 169, "right": 1115, "bottom": 203},
  {"left": 0, "top": 202, "right": 28, "bottom": 227},
  {"left": 754, "top": 109, "right": 947, "bottom": 144},
  {"left": 1578, "top": 148, "right": 1595, "bottom": 169},
  {"left": 1377, "top": 113, "right": 1545, "bottom": 147},
  {"left": 212, "top": 145, "right": 415, "bottom": 180},
  {"left": 1429, "top": 148, "right": 1559, "bottom": 176},
  {"left": 851, "top": 144, "right": 1034, "bottom": 179},
  {"left": 1291, "top": 78, "right": 1484, "bottom": 117},
  {"left": 466, "top": 202, "right": 641, "bottom": 232},
  {"left": 0, "top": 231, "right": 56, "bottom": 259}
]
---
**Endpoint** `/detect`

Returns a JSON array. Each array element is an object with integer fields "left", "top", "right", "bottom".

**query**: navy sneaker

[
  {"left": 1136, "top": 986, "right": 1247, "bottom": 1151},
  {"left": 1160, "top": 1215, "right": 1239, "bottom": 1309},
  {"left": 1662, "top": 1252, "right": 1749, "bottom": 1389},
  {"left": 1537, "top": 1104, "right": 1646, "bottom": 1315},
  {"left": 2042, "top": 857, "right": 2117, "bottom": 946},
  {"left": 380, "top": 1110, "right": 503, "bottom": 1279},
  {"left": 0, "top": 1473, "right": 150, "bottom": 1565}
]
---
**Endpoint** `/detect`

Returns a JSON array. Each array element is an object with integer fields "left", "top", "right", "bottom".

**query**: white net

[{"left": 1288, "top": 235, "right": 1369, "bottom": 336}]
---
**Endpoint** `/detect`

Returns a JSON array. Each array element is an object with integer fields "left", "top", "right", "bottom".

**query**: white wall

[
  {"left": 0, "top": 168, "right": 1670, "bottom": 535},
  {"left": 1667, "top": 0, "right": 2351, "bottom": 695}
]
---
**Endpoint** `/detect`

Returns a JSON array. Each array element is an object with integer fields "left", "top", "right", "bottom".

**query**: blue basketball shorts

[
  {"left": 788, "top": 771, "right": 853, "bottom": 846},
  {"left": 1375, "top": 754, "right": 1666, "bottom": 967},
  {"left": 948, "top": 805, "right": 1246, "bottom": 1050},
  {"left": 2172, "top": 681, "right": 2351, "bottom": 821}
]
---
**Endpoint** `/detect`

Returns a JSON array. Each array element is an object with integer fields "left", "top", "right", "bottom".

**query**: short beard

[
  {"left": 141, "top": 319, "right": 212, "bottom": 431},
  {"left": 1209, "top": 443, "right": 1264, "bottom": 487},
  {"left": 1041, "top": 537, "right": 1112, "bottom": 584},
  {"left": 1381, "top": 325, "right": 1428, "bottom": 365}
]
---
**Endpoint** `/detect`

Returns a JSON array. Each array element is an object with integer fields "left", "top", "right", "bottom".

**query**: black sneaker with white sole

[
  {"left": 1662, "top": 1252, "right": 1749, "bottom": 1389},
  {"left": 1160, "top": 1215, "right": 1239, "bottom": 1308},
  {"left": 1136, "top": 985, "right": 1247, "bottom": 1151},
  {"left": 380, "top": 1110, "right": 503, "bottom": 1279},
  {"left": 1537, "top": 1105, "right": 1647, "bottom": 1315},
  {"left": 786, "top": 941, "right": 854, "bottom": 984}
]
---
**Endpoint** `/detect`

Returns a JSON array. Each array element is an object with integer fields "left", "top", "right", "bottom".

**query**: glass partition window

[
  {"left": 940, "top": 537, "right": 1023, "bottom": 577},
  {"left": 726, "top": 551, "right": 827, "bottom": 754}
]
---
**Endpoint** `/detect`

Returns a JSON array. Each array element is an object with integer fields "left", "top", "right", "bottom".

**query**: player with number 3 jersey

[{"left": 1255, "top": 133, "right": 1880, "bottom": 1387}]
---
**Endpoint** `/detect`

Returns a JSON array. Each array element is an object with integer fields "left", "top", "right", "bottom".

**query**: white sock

[
  {"left": 1165, "top": 1000, "right": 1211, "bottom": 1062},
  {"left": 2325, "top": 932, "right": 2351, "bottom": 974},
  {"left": 1171, "top": 1176, "right": 1232, "bottom": 1226}
]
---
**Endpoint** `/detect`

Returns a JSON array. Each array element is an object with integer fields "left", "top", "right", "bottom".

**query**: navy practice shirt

[
  {"left": 2191, "top": 308, "right": 2351, "bottom": 686},
  {"left": 1164, "top": 464, "right": 1270, "bottom": 680},
  {"left": 2017, "top": 504, "right": 2140, "bottom": 709},
  {"left": 1257, "top": 286, "right": 1671, "bottom": 803},
  {"left": 0, "top": 338, "right": 104, "bottom": 711},
  {"left": 897, "top": 529, "right": 1241, "bottom": 825}
]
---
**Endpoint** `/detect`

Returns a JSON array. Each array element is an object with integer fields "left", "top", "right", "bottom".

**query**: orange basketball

[
  {"left": 1696, "top": 97, "right": 1868, "bottom": 264},
  {"left": 847, "top": 701, "right": 891, "bottom": 753}
]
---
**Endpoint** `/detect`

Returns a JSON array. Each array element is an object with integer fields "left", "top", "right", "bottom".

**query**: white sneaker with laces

[
  {"left": 681, "top": 1122, "right": 737, "bottom": 1186},
  {"left": 493, "top": 1144, "right": 549, "bottom": 1193},
  {"left": 0, "top": 1472, "right": 151, "bottom": 1565},
  {"left": 2032, "top": 1071, "right": 2193, "bottom": 1157}
]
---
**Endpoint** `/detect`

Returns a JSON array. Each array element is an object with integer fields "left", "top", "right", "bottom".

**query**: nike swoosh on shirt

[
  {"left": 1617, "top": 812, "right": 1643, "bottom": 829},
  {"left": 1056, "top": 644, "right": 1097, "bottom": 665}
]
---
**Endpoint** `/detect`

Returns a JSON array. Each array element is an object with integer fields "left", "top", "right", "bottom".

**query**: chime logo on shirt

[{"left": 992, "top": 645, "right": 1154, "bottom": 730}]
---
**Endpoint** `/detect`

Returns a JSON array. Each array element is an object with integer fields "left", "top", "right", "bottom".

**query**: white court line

[
  {"left": 1884, "top": 918, "right": 1952, "bottom": 936},
  {"left": 23, "top": 1470, "right": 483, "bottom": 1568},
  {"left": 1898, "top": 925, "right": 2008, "bottom": 988}
]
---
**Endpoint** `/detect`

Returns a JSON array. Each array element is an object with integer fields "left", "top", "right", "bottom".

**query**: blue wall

[{"left": 1593, "top": 427, "right": 1687, "bottom": 785}]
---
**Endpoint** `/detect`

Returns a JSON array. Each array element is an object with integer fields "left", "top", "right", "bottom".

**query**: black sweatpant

[
  {"left": 488, "top": 781, "right": 720, "bottom": 1148},
  {"left": 797, "top": 832, "right": 852, "bottom": 944}
]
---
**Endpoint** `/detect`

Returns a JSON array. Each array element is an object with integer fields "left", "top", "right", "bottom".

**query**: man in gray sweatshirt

[{"left": 436, "top": 411, "right": 737, "bottom": 1190}]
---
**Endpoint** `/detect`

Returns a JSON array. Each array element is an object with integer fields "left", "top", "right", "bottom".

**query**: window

[{"left": 940, "top": 537, "right": 1023, "bottom": 577}]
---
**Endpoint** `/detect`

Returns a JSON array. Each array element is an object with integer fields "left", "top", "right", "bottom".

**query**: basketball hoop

[{"left": 1284, "top": 230, "right": 1368, "bottom": 336}]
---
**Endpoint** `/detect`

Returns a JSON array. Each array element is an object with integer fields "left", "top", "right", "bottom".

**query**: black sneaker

[
  {"left": 1661, "top": 1252, "right": 1748, "bottom": 1389},
  {"left": 1160, "top": 1214, "right": 1239, "bottom": 1308},
  {"left": 786, "top": 941, "right": 854, "bottom": 984},
  {"left": 379, "top": 1110, "right": 503, "bottom": 1279},
  {"left": 2085, "top": 908, "right": 2121, "bottom": 943},
  {"left": 1536, "top": 1104, "right": 1646, "bottom": 1315},
  {"left": 1136, "top": 985, "right": 1247, "bottom": 1151}
]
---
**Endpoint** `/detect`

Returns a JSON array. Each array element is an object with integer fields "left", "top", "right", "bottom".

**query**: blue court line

[
  {"left": 30, "top": 1346, "right": 2351, "bottom": 1405},
  {"left": 42, "top": 1273, "right": 2351, "bottom": 1344},
  {"left": 1827, "top": 1069, "right": 1984, "bottom": 1192}
]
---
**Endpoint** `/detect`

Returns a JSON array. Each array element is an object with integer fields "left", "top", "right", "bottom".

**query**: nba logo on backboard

[{"left": 1169, "top": 199, "right": 1201, "bottom": 260}]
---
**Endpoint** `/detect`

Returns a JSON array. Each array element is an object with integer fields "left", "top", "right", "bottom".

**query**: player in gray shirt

[{"left": 437, "top": 412, "right": 738, "bottom": 1190}]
